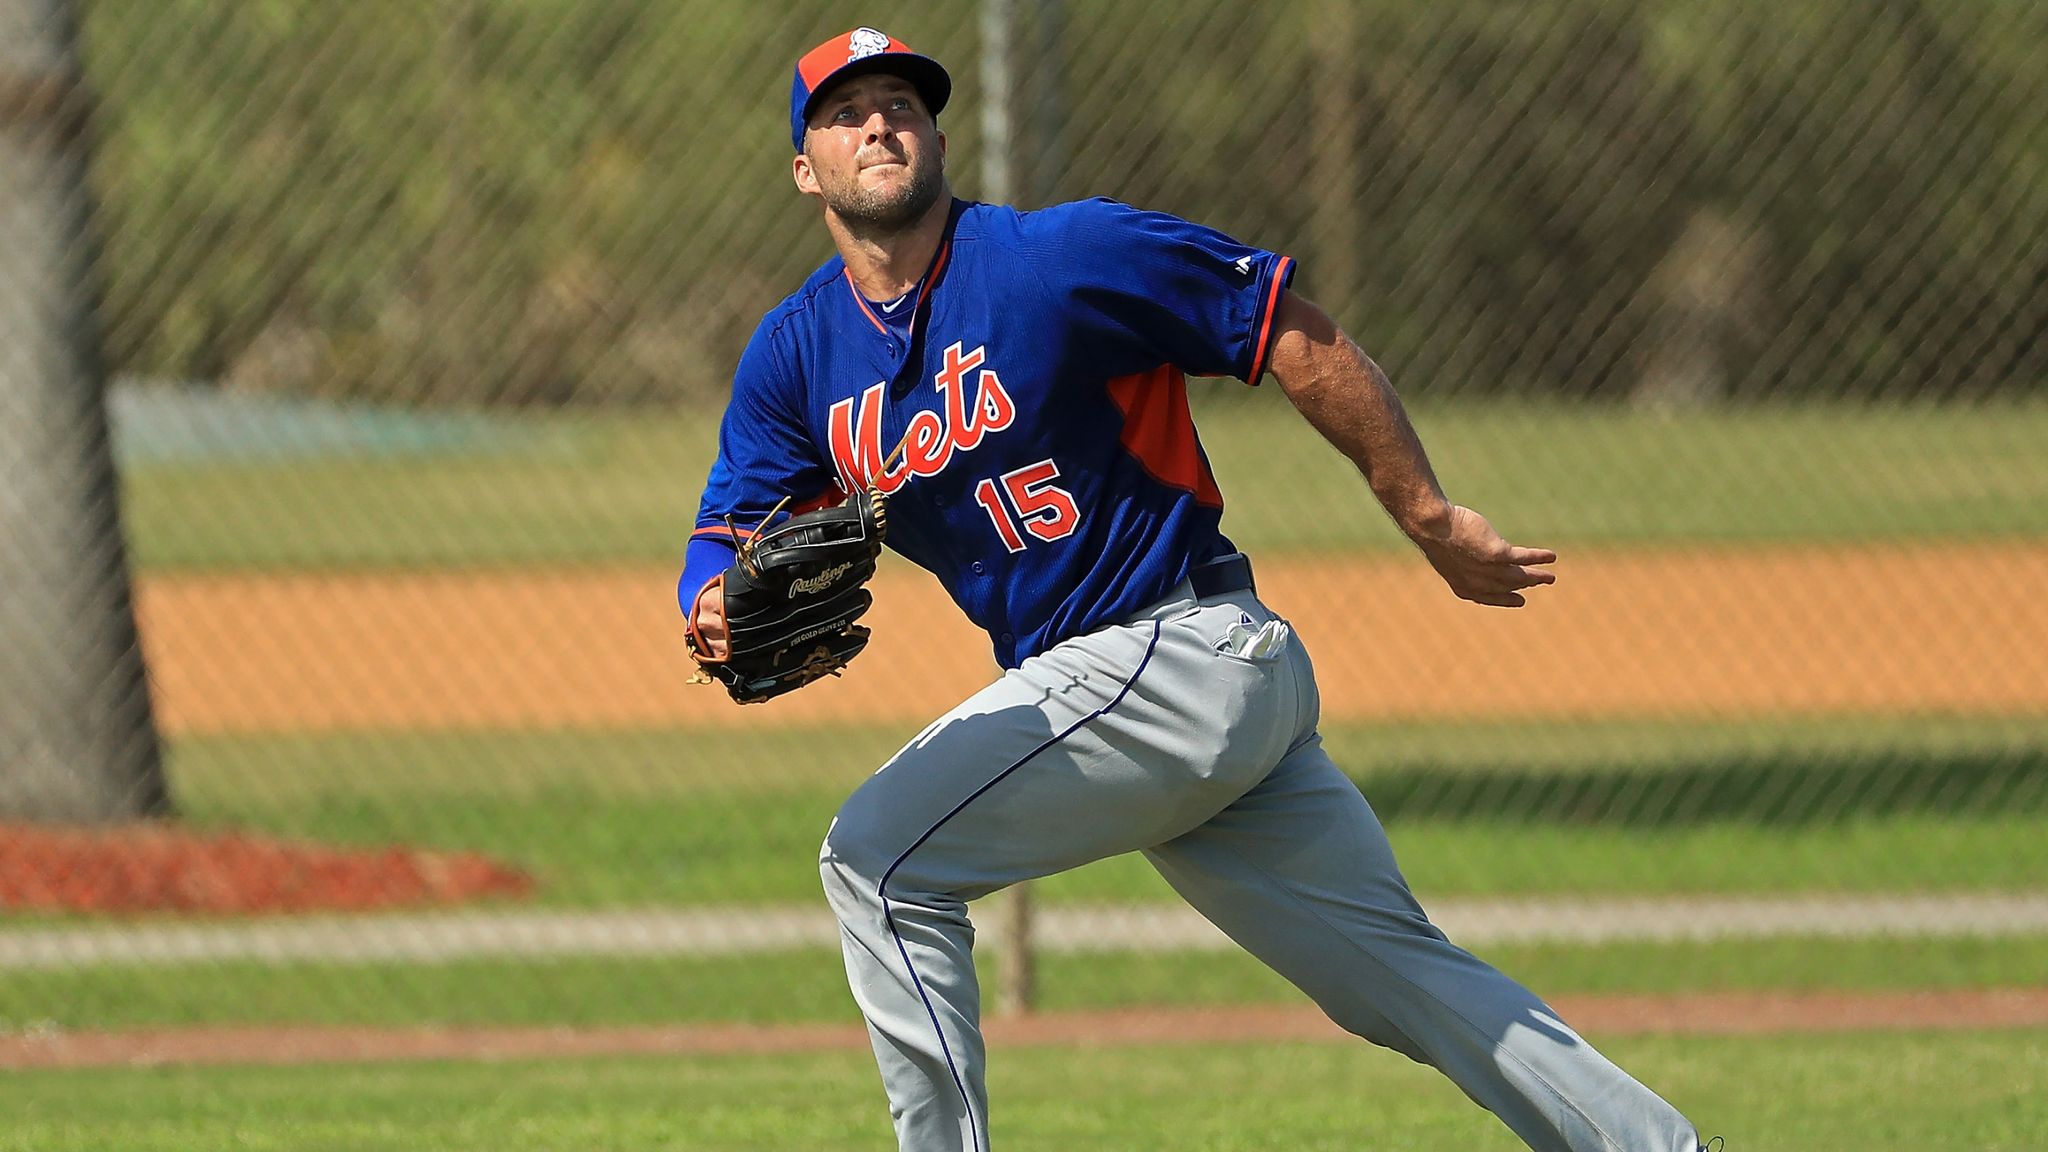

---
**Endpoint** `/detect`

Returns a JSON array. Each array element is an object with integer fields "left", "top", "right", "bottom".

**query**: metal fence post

[{"left": 981, "top": 0, "right": 1038, "bottom": 1019}]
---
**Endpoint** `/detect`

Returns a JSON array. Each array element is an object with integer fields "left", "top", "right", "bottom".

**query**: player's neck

[{"left": 827, "top": 194, "right": 953, "bottom": 302}]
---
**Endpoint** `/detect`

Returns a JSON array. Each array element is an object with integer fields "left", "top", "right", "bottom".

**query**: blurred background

[{"left": 3, "top": 0, "right": 2045, "bottom": 1040}]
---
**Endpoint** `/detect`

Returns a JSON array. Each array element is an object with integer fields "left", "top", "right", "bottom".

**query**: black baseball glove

[{"left": 687, "top": 489, "right": 887, "bottom": 704}]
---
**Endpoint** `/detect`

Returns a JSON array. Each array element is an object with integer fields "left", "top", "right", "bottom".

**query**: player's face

[{"left": 796, "top": 74, "right": 947, "bottom": 231}]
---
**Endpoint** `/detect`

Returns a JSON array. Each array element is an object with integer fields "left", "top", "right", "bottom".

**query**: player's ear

[{"left": 793, "top": 150, "right": 820, "bottom": 198}]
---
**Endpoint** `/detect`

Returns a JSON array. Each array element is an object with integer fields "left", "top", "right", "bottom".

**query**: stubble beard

[{"left": 819, "top": 151, "right": 946, "bottom": 237}]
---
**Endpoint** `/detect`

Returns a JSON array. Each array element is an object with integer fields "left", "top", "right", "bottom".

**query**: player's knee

[
  {"left": 1354, "top": 1022, "right": 1433, "bottom": 1066},
  {"left": 1320, "top": 1003, "right": 1432, "bottom": 1065},
  {"left": 818, "top": 816, "right": 887, "bottom": 904},
  {"left": 819, "top": 774, "right": 903, "bottom": 875}
]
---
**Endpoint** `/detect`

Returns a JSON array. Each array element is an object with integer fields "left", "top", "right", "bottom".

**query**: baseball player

[{"left": 678, "top": 28, "right": 1715, "bottom": 1152}]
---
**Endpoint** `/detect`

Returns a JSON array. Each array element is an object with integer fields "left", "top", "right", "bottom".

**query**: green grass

[
  {"left": 120, "top": 398, "right": 2048, "bottom": 571},
  {"left": 6, "top": 936, "right": 2048, "bottom": 1033},
  {"left": 157, "top": 713, "right": 2048, "bottom": 799},
  {"left": 4, "top": 1031, "right": 2044, "bottom": 1151},
  {"left": 153, "top": 795, "right": 2047, "bottom": 907},
  {"left": 121, "top": 716, "right": 2048, "bottom": 909}
]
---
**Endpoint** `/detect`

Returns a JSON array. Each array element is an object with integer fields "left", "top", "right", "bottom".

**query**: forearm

[{"left": 1264, "top": 292, "right": 1452, "bottom": 541}]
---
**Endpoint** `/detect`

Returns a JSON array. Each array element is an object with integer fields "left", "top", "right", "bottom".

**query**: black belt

[{"left": 1189, "top": 554, "right": 1255, "bottom": 599}]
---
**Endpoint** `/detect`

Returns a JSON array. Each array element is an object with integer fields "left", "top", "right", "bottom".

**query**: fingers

[
  {"left": 1451, "top": 558, "right": 1555, "bottom": 608},
  {"left": 1498, "top": 543, "right": 1557, "bottom": 590},
  {"left": 1476, "top": 560, "right": 1554, "bottom": 593},
  {"left": 1464, "top": 590, "right": 1527, "bottom": 608}
]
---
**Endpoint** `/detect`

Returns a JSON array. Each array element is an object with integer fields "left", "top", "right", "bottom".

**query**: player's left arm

[{"left": 1263, "top": 290, "right": 1557, "bottom": 608}]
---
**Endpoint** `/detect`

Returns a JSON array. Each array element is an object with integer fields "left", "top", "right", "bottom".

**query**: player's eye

[
  {"left": 890, "top": 97, "right": 912, "bottom": 111},
  {"left": 832, "top": 106, "right": 858, "bottom": 123}
]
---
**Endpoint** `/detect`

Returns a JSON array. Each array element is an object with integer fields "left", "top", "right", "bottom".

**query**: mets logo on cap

[{"left": 847, "top": 27, "right": 891, "bottom": 60}]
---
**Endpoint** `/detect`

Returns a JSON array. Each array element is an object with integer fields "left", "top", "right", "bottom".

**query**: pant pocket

[{"left": 1211, "top": 614, "right": 1292, "bottom": 666}]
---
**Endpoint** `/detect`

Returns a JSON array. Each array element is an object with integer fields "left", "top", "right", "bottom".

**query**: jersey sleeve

[
  {"left": 686, "top": 318, "right": 842, "bottom": 581},
  {"left": 675, "top": 535, "right": 737, "bottom": 617},
  {"left": 1023, "top": 197, "right": 1297, "bottom": 384}
]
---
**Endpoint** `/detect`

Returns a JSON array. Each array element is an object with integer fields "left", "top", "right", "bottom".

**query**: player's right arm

[
  {"left": 1264, "top": 290, "right": 1558, "bottom": 609},
  {"left": 679, "top": 317, "right": 838, "bottom": 657}
]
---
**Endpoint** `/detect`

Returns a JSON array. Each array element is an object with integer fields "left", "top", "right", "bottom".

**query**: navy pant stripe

[{"left": 876, "top": 619, "right": 1163, "bottom": 1152}]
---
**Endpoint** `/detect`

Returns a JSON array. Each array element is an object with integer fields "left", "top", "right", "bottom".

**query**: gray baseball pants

[{"left": 820, "top": 572, "right": 1703, "bottom": 1152}]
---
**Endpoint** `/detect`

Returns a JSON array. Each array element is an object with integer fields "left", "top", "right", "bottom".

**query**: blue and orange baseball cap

[{"left": 790, "top": 27, "right": 952, "bottom": 151}]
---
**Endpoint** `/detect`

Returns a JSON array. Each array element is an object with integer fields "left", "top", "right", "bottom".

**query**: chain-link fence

[{"left": 2, "top": 0, "right": 2045, "bottom": 1039}]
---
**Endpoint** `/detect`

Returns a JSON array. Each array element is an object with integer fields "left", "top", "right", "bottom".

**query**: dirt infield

[
  {"left": 6, "top": 990, "right": 2046, "bottom": 1070},
  {"left": 136, "top": 541, "right": 2048, "bottom": 735}
]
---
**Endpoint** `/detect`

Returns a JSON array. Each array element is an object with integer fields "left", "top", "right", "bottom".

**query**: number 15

[{"left": 973, "top": 459, "right": 1079, "bottom": 553}]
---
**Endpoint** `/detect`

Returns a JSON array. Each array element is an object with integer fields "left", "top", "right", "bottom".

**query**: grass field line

[
  {"left": 7, "top": 892, "right": 2047, "bottom": 970},
  {"left": 9, "top": 991, "right": 2048, "bottom": 1070}
]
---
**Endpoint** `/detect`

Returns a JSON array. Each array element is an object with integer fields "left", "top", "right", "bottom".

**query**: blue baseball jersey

[{"left": 680, "top": 196, "right": 1296, "bottom": 669}]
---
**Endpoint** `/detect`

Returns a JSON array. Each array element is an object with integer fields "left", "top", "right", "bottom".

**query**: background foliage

[{"left": 79, "top": 0, "right": 2048, "bottom": 407}]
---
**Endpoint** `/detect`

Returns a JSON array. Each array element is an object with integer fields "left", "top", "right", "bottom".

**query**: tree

[{"left": 0, "top": 0, "right": 169, "bottom": 821}]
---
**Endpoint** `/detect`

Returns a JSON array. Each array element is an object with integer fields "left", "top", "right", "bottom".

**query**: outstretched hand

[{"left": 1410, "top": 505, "right": 1557, "bottom": 608}]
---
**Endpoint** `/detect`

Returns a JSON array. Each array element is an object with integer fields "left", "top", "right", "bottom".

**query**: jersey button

[
  {"left": 999, "top": 632, "right": 1014, "bottom": 645},
  {"left": 971, "top": 561, "right": 986, "bottom": 575}
]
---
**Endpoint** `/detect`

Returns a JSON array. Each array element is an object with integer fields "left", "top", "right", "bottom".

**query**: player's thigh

[
  {"left": 824, "top": 613, "right": 1281, "bottom": 900},
  {"left": 1144, "top": 733, "right": 1436, "bottom": 959}
]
